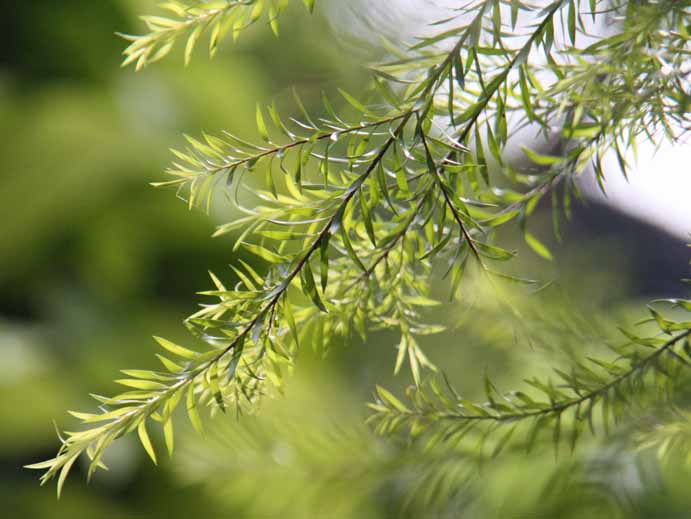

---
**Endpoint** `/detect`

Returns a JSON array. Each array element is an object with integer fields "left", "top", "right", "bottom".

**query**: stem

[
  {"left": 205, "top": 113, "right": 409, "bottom": 174},
  {"left": 349, "top": 186, "right": 433, "bottom": 289},
  {"left": 416, "top": 329, "right": 691, "bottom": 424},
  {"left": 455, "top": 0, "right": 566, "bottom": 144},
  {"left": 420, "top": 130, "right": 483, "bottom": 263}
]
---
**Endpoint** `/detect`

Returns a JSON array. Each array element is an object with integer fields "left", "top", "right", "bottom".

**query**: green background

[{"left": 2, "top": 2, "right": 690, "bottom": 517}]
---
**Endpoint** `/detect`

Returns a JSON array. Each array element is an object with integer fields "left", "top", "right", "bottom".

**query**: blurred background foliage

[{"left": 1, "top": 1, "right": 690, "bottom": 517}]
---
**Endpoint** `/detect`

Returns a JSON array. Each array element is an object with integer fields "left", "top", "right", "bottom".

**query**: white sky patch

[
  {"left": 322, "top": 0, "right": 691, "bottom": 239},
  {"left": 322, "top": 0, "right": 457, "bottom": 46},
  {"left": 583, "top": 139, "right": 691, "bottom": 240}
]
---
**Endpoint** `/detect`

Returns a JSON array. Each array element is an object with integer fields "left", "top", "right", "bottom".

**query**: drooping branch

[
  {"left": 31, "top": 0, "right": 691, "bottom": 496},
  {"left": 370, "top": 315, "right": 691, "bottom": 450},
  {"left": 121, "top": 0, "right": 316, "bottom": 69}
]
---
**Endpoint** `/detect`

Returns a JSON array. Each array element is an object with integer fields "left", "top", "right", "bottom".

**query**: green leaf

[
  {"left": 186, "top": 385, "right": 203, "bottom": 435},
  {"left": 401, "top": 295, "right": 441, "bottom": 307},
  {"left": 256, "top": 104, "right": 269, "bottom": 142},
  {"left": 360, "top": 190, "right": 377, "bottom": 246},
  {"left": 153, "top": 336, "right": 197, "bottom": 360},
  {"left": 376, "top": 386, "right": 409, "bottom": 413},
  {"left": 301, "top": 261, "right": 327, "bottom": 312},
  {"left": 115, "top": 379, "right": 167, "bottom": 390},
  {"left": 243, "top": 242, "right": 287, "bottom": 264},
  {"left": 319, "top": 234, "right": 330, "bottom": 292},
  {"left": 156, "top": 354, "right": 183, "bottom": 373},
  {"left": 137, "top": 421, "right": 157, "bottom": 465},
  {"left": 524, "top": 231, "right": 553, "bottom": 260},
  {"left": 57, "top": 454, "right": 79, "bottom": 499},
  {"left": 283, "top": 297, "right": 300, "bottom": 347},
  {"left": 475, "top": 241, "right": 516, "bottom": 261},
  {"left": 268, "top": 3, "right": 280, "bottom": 36},
  {"left": 184, "top": 25, "right": 202, "bottom": 67},
  {"left": 522, "top": 146, "right": 562, "bottom": 166},
  {"left": 163, "top": 418, "right": 174, "bottom": 456},
  {"left": 209, "top": 361, "right": 225, "bottom": 412},
  {"left": 338, "top": 88, "right": 372, "bottom": 115},
  {"left": 563, "top": 124, "right": 601, "bottom": 139},
  {"left": 340, "top": 226, "right": 367, "bottom": 272},
  {"left": 394, "top": 335, "right": 408, "bottom": 375}
]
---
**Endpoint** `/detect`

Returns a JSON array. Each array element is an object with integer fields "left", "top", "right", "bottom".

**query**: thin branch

[
  {"left": 409, "top": 329, "right": 691, "bottom": 424},
  {"left": 204, "top": 113, "right": 410, "bottom": 174}
]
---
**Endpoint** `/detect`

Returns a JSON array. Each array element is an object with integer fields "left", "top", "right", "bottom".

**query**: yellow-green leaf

[{"left": 137, "top": 421, "right": 157, "bottom": 465}]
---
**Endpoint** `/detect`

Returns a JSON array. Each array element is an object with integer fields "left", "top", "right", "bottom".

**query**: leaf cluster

[
  {"left": 120, "top": 0, "right": 316, "bottom": 70},
  {"left": 30, "top": 0, "right": 691, "bottom": 496},
  {"left": 369, "top": 302, "right": 691, "bottom": 458}
]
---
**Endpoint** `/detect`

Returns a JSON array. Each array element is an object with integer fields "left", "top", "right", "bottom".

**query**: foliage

[
  {"left": 120, "top": 0, "right": 316, "bottom": 69},
  {"left": 369, "top": 309, "right": 691, "bottom": 455},
  {"left": 28, "top": 0, "right": 691, "bottom": 507}
]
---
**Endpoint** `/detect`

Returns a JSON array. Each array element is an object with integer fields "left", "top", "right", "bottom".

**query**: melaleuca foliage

[{"left": 28, "top": 0, "right": 691, "bottom": 499}]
